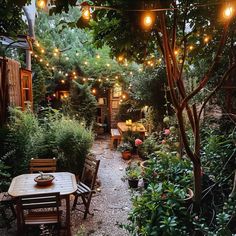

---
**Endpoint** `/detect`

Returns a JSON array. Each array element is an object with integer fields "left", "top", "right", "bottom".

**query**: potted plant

[
  {"left": 125, "top": 162, "right": 141, "bottom": 188},
  {"left": 117, "top": 142, "right": 133, "bottom": 160}
]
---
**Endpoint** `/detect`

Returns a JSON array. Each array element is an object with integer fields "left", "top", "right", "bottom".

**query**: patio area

[{"left": 0, "top": 135, "right": 131, "bottom": 236}]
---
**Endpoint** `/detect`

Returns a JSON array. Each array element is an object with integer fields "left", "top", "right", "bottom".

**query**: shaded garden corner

[{"left": 71, "top": 134, "right": 131, "bottom": 236}]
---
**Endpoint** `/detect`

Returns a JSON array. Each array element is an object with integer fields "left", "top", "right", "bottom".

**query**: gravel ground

[
  {"left": 0, "top": 135, "right": 132, "bottom": 236},
  {"left": 71, "top": 135, "right": 132, "bottom": 236}
]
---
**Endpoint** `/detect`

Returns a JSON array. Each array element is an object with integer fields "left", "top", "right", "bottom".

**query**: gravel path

[
  {"left": 0, "top": 135, "right": 132, "bottom": 236},
  {"left": 71, "top": 135, "right": 131, "bottom": 236}
]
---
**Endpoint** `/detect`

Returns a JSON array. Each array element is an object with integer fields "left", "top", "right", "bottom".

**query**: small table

[
  {"left": 8, "top": 172, "right": 77, "bottom": 236},
  {"left": 117, "top": 122, "right": 147, "bottom": 138}
]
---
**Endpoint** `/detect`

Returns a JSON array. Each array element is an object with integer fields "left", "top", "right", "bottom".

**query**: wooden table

[
  {"left": 8, "top": 172, "right": 77, "bottom": 236},
  {"left": 117, "top": 122, "right": 146, "bottom": 138}
]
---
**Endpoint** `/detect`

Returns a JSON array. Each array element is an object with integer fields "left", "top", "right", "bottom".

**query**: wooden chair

[
  {"left": 0, "top": 192, "right": 16, "bottom": 228},
  {"left": 72, "top": 155, "right": 100, "bottom": 219},
  {"left": 29, "top": 158, "right": 57, "bottom": 173},
  {"left": 16, "top": 192, "right": 61, "bottom": 235},
  {"left": 110, "top": 128, "right": 121, "bottom": 149}
]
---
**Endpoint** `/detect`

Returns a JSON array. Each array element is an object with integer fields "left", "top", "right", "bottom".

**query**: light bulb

[
  {"left": 224, "top": 6, "right": 233, "bottom": 19},
  {"left": 82, "top": 7, "right": 91, "bottom": 20},
  {"left": 144, "top": 15, "right": 153, "bottom": 27},
  {"left": 37, "top": 0, "right": 46, "bottom": 9}
]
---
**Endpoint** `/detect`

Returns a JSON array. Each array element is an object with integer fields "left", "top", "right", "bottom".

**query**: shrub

[
  {"left": 50, "top": 116, "right": 94, "bottom": 176},
  {"left": 6, "top": 108, "right": 45, "bottom": 175}
]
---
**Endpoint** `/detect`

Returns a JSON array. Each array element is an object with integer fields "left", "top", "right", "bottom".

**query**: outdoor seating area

[{"left": 1, "top": 1, "right": 236, "bottom": 235}]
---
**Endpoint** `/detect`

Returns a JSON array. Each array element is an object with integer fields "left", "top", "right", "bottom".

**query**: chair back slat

[
  {"left": 29, "top": 158, "right": 57, "bottom": 173},
  {"left": 81, "top": 155, "right": 100, "bottom": 190},
  {"left": 19, "top": 192, "right": 60, "bottom": 210}
]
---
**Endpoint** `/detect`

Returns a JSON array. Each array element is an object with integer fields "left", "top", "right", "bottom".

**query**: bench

[{"left": 110, "top": 129, "right": 121, "bottom": 149}]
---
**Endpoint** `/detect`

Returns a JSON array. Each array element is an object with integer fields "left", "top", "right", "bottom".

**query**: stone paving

[{"left": 0, "top": 135, "right": 132, "bottom": 236}]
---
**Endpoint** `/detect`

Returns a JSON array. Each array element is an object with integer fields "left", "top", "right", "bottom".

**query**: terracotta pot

[
  {"left": 128, "top": 179, "right": 139, "bottom": 188},
  {"left": 122, "top": 151, "right": 132, "bottom": 160}
]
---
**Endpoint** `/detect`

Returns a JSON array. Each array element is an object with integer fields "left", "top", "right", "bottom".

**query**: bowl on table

[{"left": 34, "top": 174, "right": 55, "bottom": 186}]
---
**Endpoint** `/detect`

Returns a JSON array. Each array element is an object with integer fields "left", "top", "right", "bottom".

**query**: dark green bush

[{"left": 50, "top": 117, "right": 94, "bottom": 176}]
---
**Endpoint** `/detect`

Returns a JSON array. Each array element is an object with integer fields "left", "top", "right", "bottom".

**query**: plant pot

[
  {"left": 128, "top": 179, "right": 139, "bottom": 188},
  {"left": 122, "top": 151, "right": 132, "bottom": 160}
]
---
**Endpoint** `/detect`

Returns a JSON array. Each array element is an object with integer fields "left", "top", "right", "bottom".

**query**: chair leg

[
  {"left": 72, "top": 194, "right": 79, "bottom": 210},
  {"left": 81, "top": 194, "right": 94, "bottom": 219}
]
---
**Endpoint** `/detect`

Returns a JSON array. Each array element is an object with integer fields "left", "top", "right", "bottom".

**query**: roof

[{"left": 0, "top": 35, "right": 33, "bottom": 51}]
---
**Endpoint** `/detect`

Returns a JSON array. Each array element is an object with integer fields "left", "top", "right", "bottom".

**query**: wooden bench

[
  {"left": 110, "top": 129, "right": 121, "bottom": 149},
  {"left": 29, "top": 158, "right": 57, "bottom": 173}
]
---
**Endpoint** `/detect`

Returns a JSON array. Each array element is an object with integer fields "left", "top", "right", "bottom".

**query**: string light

[
  {"left": 223, "top": 6, "right": 234, "bottom": 19},
  {"left": 41, "top": 49, "right": 45, "bottom": 53},
  {"left": 61, "top": 79, "right": 65, "bottom": 84},
  {"left": 52, "top": 67, "right": 55, "bottom": 70},
  {"left": 174, "top": 50, "right": 179, "bottom": 55},
  {"left": 54, "top": 48, "right": 59, "bottom": 53},
  {"left": 115, "top": 76, "right": 119, "bottom": 79},
  {"left": 65, "top": 57, "right": 69, "bottom": 61},
  {"left": 92, "top": 89, "right": 96, "bottom": 94},
  {"left": 65, "top": 73, "right": 68, "bottom": 76},
  {"left": 53, "top": 52, "right": 58, "bottom": 57},
  {"left": 53, "top": 93, "right": 56, "bottom": 97},
  {"left": 106, "top": 63, "right": 110, "bottom": 67},
  {"left": 189, "top": 45, "right": 194, "bottom": 50},
  {"left": 46, "top": 63, "right": 49, "bottom": 66},
  {"left": 98, "top": 78, "right": 102, "bottom": 82},
  {"left": 142, "top": 12, "right": 154, "bottom": 29},
  {"left": 204, "top": 36, "right": 210, "bottom": 43},
  {"left": 122, "top": 94, "right": 126, "bottom": 99},
  {"left": 39, "top": 58, "right": 43, "bottom": 62},
  {"left": 82, "top": 6, "right": 91, "bottom": 20},
  {"left": 84, "top": 61, "right": 88, "bottom": 65},
  {"left": 118, "top": 55, "right": 124, "bottom": 62},
  {"left": 83, "top": 78, "right": 87, "bottom": 82},
  {"left": 76, "top": 52, "right": 79, "bottom": 56},
  {"left": 37, "top": 0, "right": 46, "bottom": 9},
  {"left": 96, "top": 54, "right": 100, "bottom": 59}
]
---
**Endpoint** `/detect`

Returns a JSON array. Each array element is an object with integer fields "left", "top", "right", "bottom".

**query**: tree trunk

[{"left": 193, "top": 161, "right": 202, "bottom": 210}]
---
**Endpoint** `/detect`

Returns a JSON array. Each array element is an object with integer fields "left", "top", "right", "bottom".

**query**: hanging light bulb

[
  {"left": 37, "top": 0, "right": 46, "bottom": 9},
  {"left": 118, "top": 55, "right": 124, "bottom": 62},
  {"left": 82, "top": 6, "right": 91, "bottom": 21},
  {"left": 223, "top": 5, "right": 234, "bottom": 19},
  {"left": 142, "top": 12, "right": 155, "bottom": 29}
]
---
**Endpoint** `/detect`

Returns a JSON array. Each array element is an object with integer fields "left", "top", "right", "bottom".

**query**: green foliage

[
  {"left": 50, "top": 116, "right": 94, "bottom": 175},
  {"left": 68, "top": 81, "right": 97, "bottom": 127},
  {"left": 0, "top": 152, "right": 12, "bottom": 191},
  {"left": 125, "top": 182, "right": 192, "bottom": 235},
  {"left": 137, "top": 133, "right": 159, "bottom": 159},
  {"left": 4, "top": 108, "right": 93, "bottom": 176},
  {"left": 124, "top": 152, "right": 193, "bottom": 235},
  {"left": 0, "top": 0, "right": 28, "bottom": 36},
  {"left": 117, "top": 142, "right": 132, "bottom": 152},
  {"left": 125, "top": 162, "right": 141, "bottom": 180},
  {"left": 6, "top": 108, "right": 45, "bottom": 175},
  {"left": 122, "top": 130, "right": 143, "bottom": 152}
]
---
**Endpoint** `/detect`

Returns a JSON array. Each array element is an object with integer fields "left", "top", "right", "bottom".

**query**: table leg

[
  {"left": 16, "top": 203, "right": 22, "bottom": 236},
  {"left": 65, "top": 195, "right": 71, "bottom": 236}
]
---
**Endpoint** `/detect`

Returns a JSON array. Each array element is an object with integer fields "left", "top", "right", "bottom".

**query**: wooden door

[{"left": 20, "top": 69, "right": 33, "bottom": 110}]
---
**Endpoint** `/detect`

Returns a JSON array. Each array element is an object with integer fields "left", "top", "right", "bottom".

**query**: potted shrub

[
  {"left": 125, "top": 162, "right": 141, "bottom": 188},
  {"left": 117, "top": 142, "right": 133, "bottom": 160}
]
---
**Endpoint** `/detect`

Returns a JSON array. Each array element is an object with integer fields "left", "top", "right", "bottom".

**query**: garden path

[
  {"left": 0, "top": 135, "right": 131, "bottom": 236},
  {"left": 71, "top": 134, "right": 131, "bottom": 236}
]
